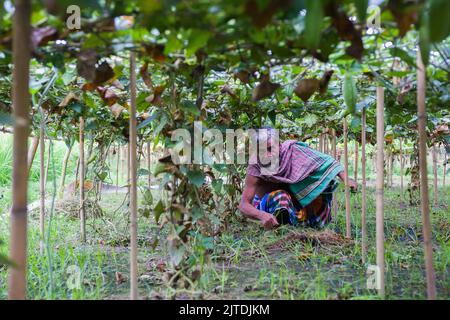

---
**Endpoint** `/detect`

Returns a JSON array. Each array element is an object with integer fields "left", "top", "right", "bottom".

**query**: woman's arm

[
  {"left": 239, "top": 175, "right": 279, "bottom": 229},
  {"left": 337, "top": 170, "right": 358, "bottom": 191}
]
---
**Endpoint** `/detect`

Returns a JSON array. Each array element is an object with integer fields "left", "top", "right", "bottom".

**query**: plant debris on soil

[{"left": 266, "top": 229, "right": 352, "bottom": 251}]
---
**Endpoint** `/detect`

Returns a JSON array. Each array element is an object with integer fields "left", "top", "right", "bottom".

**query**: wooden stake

[
  {"left": 432, "top": 144, "right": 438, "bottom": 207},
  {"left": 27, "top": 136, "right": 39, "bottom": 175},
  {"left": 343, "top": 118, "right": 351, "bottom": 239},
  {"left": 8, "top": 0, "right": 31, "bottom": 300},
  {"left": 376, "top": 86, "right": 386, "bottom": 297},
  {"left": 361, "top": 108, "right": 367, "bottom": 264},
  {"left": 116, "top": 144, "right": 120, "bottom": 192},
  {"left": 147, "top": 140, "right": 151, "bottom": 189},
  {"left": 444, "top": 152, "right": 447, "bottom": 188},
  {"left": 79, "top": 117, "right": 86, "bottom": 243},
  {"left": 331, "top": 129, "right": 338, "bottom": 218},
  {"left": 417, "top": 51, "right": 437, "bottom": 299},
  {"left": 58, "top": 143, "right": 72, "bottom": 197},
  {"left": 129, "top": 52, "right": 138, "bottom": 300},
  {"left": 39, "top": 124, "right": 45, "bottom": 255},
  {"left": 400, "top": 138, "right": 404, "bottom": 197},
  {"left": 354, "top": 140, "right": 359, "bottom": 183}
]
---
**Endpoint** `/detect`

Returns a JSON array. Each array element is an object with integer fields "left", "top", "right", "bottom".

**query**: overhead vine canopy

[{"left": 0, "top": 0, "right": 448, "bottom": 145}]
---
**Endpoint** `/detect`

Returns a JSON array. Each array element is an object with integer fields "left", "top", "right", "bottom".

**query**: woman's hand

[
  {"left": 260, "top": 212, "right": 279, "bottom": 230},
  {"left": 348, "top": 178, "right": 358, "bottom": 192}
]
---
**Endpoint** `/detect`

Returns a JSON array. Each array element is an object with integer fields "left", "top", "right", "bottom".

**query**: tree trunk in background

[
  {"left": 417, "top": 51, "right": 437, "bottom": 300},
  {"left": 8, "top": 0, "right": 31, "bottom": 300},
  {"left": 129, "top": 52, "right": 138, "bottom": 300},
  {"left": 59, "top": 143, "right": 72, "bottom": 197},
  {"left": 354, "top": 141, "right": 359, "bottom": 183},
  {"left": 39, "top": 124, "right": 45, "bottom": 255},
  {"left": 432, "top": 144, "right": 438, "bottom": 206},
  {"left": 27, "top": 136, "right": 39, "bottom": 175},
  {"left": 343, "top": 118, "right": 351, "bottom": 239},
  {"left": 376, "top": 86, "right": 386, "bottom": 297},
  {"left": 361, "top": 108, "right": 367, "bottom": 264},
  {"left": 400, "top": 138, "right": 404, "bottom": 197},
  {"left": 79, "top": 117, "right": 86, "bottom": 243}
]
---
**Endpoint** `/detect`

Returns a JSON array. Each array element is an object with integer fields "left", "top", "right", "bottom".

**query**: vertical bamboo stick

[
  {"left": 129, "top": 52, "right": 138, "bottom": 300},
  {"left": 376, "top": 86, "right": 386, "bottom": 297},
  {"left": 361, "top": 108, "right": 367, "bottom": 264},
  {"left": 121, "top": 145, "right": 126, "bottom": 183},
  {"left": 400, "top": 138, "right": 404, "bottom": 197},
  {"left": 319, "top": 133, "right": 323, "bottom": 153},
  {"left": 147, "top": 140, "right": 151, "bottom": 189},
  {"left": 331, "top": 129, "right": 338, "bottom": 218},
  {"left": 444, "top": 152, "right": 447, "bottom": 188},
  {"left": 354, "top": 140, "right": 359, "bottom": 183},
  {"left": 27, "top": 136, "right": 39, "bottom": 175},
  {"left": 39, "top": 124, "right": 45, "bottom": 255},
  {"left": 343, "top": 118, "right": 351, "bottom": 239},
  {"left": 116, "top": 144, "right": 120, "bottom": 192},
  {"left": 58, "top": 144, "right": 72, "bottom": 197},
  {"left": 79, "top": 117, "right": 86, "bottom": 243},
  {"left": 417, "top": 51, "right": 437, "bottom": 299},
  {"left": 432, "top": 144, "right": 438, "bottom": 206},
  {"left": 8, "top": 0, "right": 31, "bottom": 300}
]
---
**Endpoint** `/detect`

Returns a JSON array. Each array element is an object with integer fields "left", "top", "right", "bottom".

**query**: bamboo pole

[
  {"left": 129, "top": 52, "right": 138, "bottom": 300},
  {"left": 58, "top": 143, "right": 72, "bottom": 197},
  {"left": 79, "top": 117, "right": 86, "bottom": 243},
  {"left": 376, "top": 86, "right": 385, "bottom": 297},
  {"left": 121, "top": 145, "right": 126, "bottom": 183},
  {"left": 444, "top": 152, "right": 447, "bottom": 188},
  {"left": 432, "top": 144, "right": 438, "bottom": 207},
  {"left": 319, "top": 133, "right": 323, "bottom": 153},
  {"left": 343, "top": 118, "right": 351, "bottom": 239},
  {"left": 361, "top": 108, "right": 367, "bottom": 264},
  {"left": 417, "top": 51, "right": 437, "bottom": 299},
  {"left": 116, "top": 144, "right": 120, "bottom": 192},
  {"left": 8, "top": 0, "right": 31, "bottom": 300},
  {"left": 44, "top": 139, "right": 51, "bottom": 187},
  {"left": 147, "top": 140, "right": 151, "bottom": 189},
  {"left": 39, "top": 124, "right": 45, "bottom": 255},
  {"left": 331, "top": 129, "right": 338, "bottom": 218},
  {"left": 27, "top": 136, "right": 39, "bottom": 175},
  {"left": 354, "top": 140, "right": 359, "bottom": 183},
  {"left": 400, "top": 138, "right": 404, "bottom": 197}
]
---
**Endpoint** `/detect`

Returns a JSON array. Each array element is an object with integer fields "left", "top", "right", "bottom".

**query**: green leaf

[
  {"left": 212, "top": 178, "right": 223, "bottom": 194},
  {"left": 343, "top": 72, "right": 357, "bottom": 115},
  {"left": 389, "top": 47, "right": 415, "bottom": 67},
  {"left": 304, "top": 0, "right": 324, "bottom": 49},
  {"left": 355, "top": 0, "right": 369, "bottom": 23},
  {"left": 428, "top": 0, "right": 450, "bottom": 43},
  {"left": 137, "top": 111, "right": 159, "bottom": 130},
  {"left": 154, "top": 200, "right": 164, "bottom": 224},
  {"left": 187, "top": 170, "right": 205, "bottom": 187},
  {"left": 186, "top": 29, "right": 211, "bottom": 57},
  {"left": 164, "top": 33, "right": 183, "bottom": 55}
]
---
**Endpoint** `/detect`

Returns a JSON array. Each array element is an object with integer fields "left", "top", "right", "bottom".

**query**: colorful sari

[{"left": 248, "top": 141, "right": 343, "bottom": 228}]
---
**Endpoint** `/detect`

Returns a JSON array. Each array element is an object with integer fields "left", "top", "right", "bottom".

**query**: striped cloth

[{"left": 249, "top": 141, "right": 343, "bottom": 227}]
